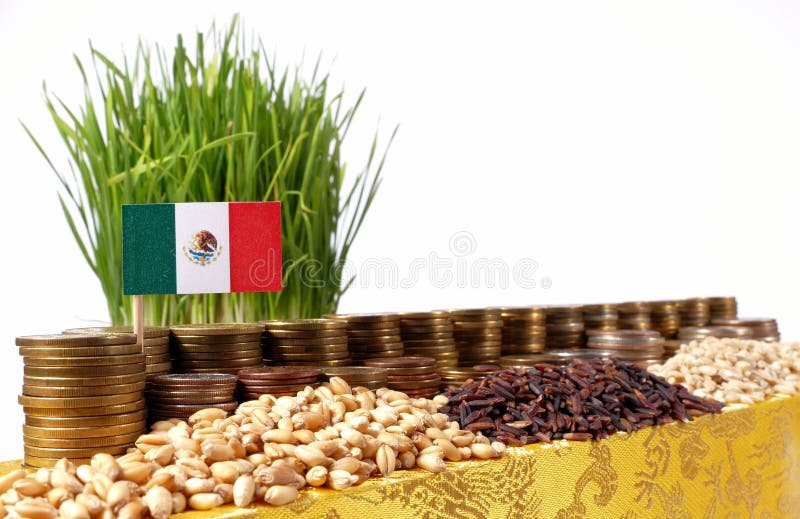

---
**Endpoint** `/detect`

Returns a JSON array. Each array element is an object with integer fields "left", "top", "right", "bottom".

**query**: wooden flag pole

[{"left": 133, "top": 295, "right": 144, "bottom": 352}]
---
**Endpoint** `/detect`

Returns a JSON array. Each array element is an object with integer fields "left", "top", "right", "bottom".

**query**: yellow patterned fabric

[{"left": 3, "top": 394, "right": 798, "bottom": 518}]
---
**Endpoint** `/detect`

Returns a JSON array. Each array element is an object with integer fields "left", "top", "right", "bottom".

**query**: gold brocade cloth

[{"left": 3, "top": 394, "right": 798, "bottom": 518}]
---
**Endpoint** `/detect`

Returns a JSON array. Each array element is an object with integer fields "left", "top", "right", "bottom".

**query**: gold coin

[
  {"left": 63, "top": 325, "right": 170, "bottom": 339},
  {"left": 270, "top": 351, "right": 350, "bottom": 361},
  {"left": 269, "top": 344, "right": 349, "bottom": 354},
  {"left": 145, "top": 353, "right": 171, "bottom": 364},
  {"left": 277, "top": 359, "right": 352, "bottom": 367},
  {"left": 24, "top": 430, "right": 143, "bottom": 448},
  {"left": 24, "top": 455, "right": 92, "bottom": 468},
  {"left": 170, "top": 323, "right": 265, "bottom": 336},
  {"left": 24, "top": 444, "right": 131, "bottom": 459},
  {"left": 324, "top": 313, "right": 399, "bottom": 323},
  {"left": 400, "top": 318, "right": 452, "bottom": 327},
  {"left": 23, "top": 354, "right": 145, "bottom": 367},
  {"left": 347, "top": 342, "right": 404, "bottom": 352},
  {"left": 174, "top": 358, "right": 262, "bottom": 368},
  {"left": 22, "top": 381, "right": 146, "bottom": 398},
  {"left": 343, "top": 328, "right": 402, "bottom": 338},
  {"left": 346, "top": 335, "right": 403, "bottom": 345},
  {"left": 23, "top": 399, "right": 145, "bottom": 417},
  {"left": 25, "top": 410, "right": 147, "bottom": 428},
  {"left": 145, "top": 361, "right": 172, "bottom": 374},
  {"left": 172, "top": 342, "right": 261, "bottom": 353},
  {"left": 16, "top": 333, "right": 137, "bottom": 347},
  {"left": 321, "top": 367, "right": 389, "bottom": 382},
  {"left": 24, "top": 363, "right": 144, "bottom": 378},
  {"left": 398, "top": 311, "right": 450, "bottom": 319},
  {"left": 264, "top": 329, "right": 346, "bottom": 339},
  {"left": 261, "top": 319, "right": 347, "bottom": 331},
  {"left": 23, "top": 421, "right": 145, "bottom": 439},
  {"left": 18, "top": 392, "right": 142, "bottom": 409},
  {"left": 19, "top": 344, "right": 144, "bottom": 357},
  {"left": 178, "top": 350, "right": 262, "bottom": 360},
  {"left": 23, "top": 372, "right": 146, "bottom": 387},
  {"left": 268, "top": 336, "right": 349, "bottom": 346},
  {"left": 171, "top": 334, "right": 263, "bottom": 345},
  {"left": 143, "top": 346, "right": 170, "bottom": 356}
]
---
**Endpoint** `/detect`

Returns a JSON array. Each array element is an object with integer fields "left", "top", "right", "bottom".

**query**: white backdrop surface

[{"left": 0, "top": 0, "right": 798, "bottom": 461}]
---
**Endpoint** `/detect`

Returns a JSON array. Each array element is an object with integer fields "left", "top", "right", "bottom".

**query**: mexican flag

[{"left": 122, "top": 202, "right": 281, "bottom": 295}]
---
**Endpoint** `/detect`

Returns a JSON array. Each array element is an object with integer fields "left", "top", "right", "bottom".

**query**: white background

[{"left": 1, "top": 1, "right": 799, "bottom": 461}]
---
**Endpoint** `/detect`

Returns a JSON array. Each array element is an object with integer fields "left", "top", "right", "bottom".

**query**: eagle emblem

[{"left": 184, "top": 230, "right": 222, "bottom": 266}]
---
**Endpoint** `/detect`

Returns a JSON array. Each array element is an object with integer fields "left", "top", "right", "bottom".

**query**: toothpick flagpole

[{"left": 133, "top": 295, "right": 144, "bottom": 352}]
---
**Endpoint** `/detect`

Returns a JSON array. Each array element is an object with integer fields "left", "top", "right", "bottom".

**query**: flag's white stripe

[{"left": 174, "top": 202, "right": 231, "bottom": 294}]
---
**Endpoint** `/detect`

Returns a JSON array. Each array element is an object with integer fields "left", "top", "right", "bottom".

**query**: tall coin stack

[
  {"left": 363, "top": 357, "right": 441, "bottom": 399},
  {"left": 616, "top": 302, "right": 652, "bottom": 330},
  {"left": 146, "top": 374, "right": 238, "bottom": 422},
  {"left": 170, "top": 323, "right": 265, "bottom": 374},
  {"left": 649, "top": 301, "right": 680, "bottom": 339},
  {"left": 544, "top": 306, "right": 584, "bottom": 349},
  {"left": 581, "top": 304, "right": 619, "bottom": 334},
  {"left": 322, "top": 367, "right": 388, "bottom": 391},
  {"left": 262, "top": 319, "right": 351, "bottom": 367},
  {"left": 677, "top": 298, "right": 711, "bottom": 327},
  {"left": 585, "top": 329, "right": 665, "bottom": 366},
  {"left": 398, "top": 311, "right": 458, "bottom": 367},
  {"left": 708, "top": 297, "right": 738, "bottom": 321},
  {"left": 450, "top": 308, "right": 503, "bottom": 366},
  {"left": 64, "top": 326, "right": 171, "bottom": 378},
  {"left": 16, "top": 333, "right": 146, "bottom": 468},
  {"left": 325, "top": 313, "right": 403, "bottom": 363},
  {"left": 500, "top": 306, "right": 546, "bottom": 355},
  {"left": 711, "top": 318, "right": 780, "bottom": 342}
]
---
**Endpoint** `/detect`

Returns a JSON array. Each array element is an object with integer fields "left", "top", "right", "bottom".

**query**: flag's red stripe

[{"left": 228, "top": 202, "right": 282, "bottom": 292}]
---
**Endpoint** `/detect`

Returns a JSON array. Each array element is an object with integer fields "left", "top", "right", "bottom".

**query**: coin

[
  {"left": 174, "top": 358, "right": 262, "bottom": 369},
  {"left": 145, "top": 362, "right": 173, "bottom": 374},
  {"left": 23, "top": 420, "right": 145, "bottom": 438},
  {"left": 325, "top": 313, "right": 399, "bottom": 323},
  {"left": 25, "top": 410, "right": 147, "bottom": 428},
  {"left": 399, "top": 318, "right": 452, "bottom": 327},
  {"left": 262, "top": 319, "right": 347, "bottom": 331},
  {"left": 23, "top": 354, "right": 145, "bottom": 367},
  {"left": 171, "top": 343, "right": 262, "bottom": 354},
  {"left": 237, "top": 383, "right": 321, "bottom": 394},
  {"left": 278, "top": 359, "right": 352, "bottom": 367},
  {"left": 402, "top": 338, "right": 456, "bottom": 347},
  {"left": 171, "top": 333, "right": 263, "bottom": 344},
  {"left": 237, "top": 367, "right": 321, "bottom": 380},
  {"left": 346, "top": 335, "right": 402, "bottom": 345},
  {"left": 23, "top": 372, "right": 146, "bottom": 388},
  {"left": 398, "top": 311, "right": 450, "bottom": 319},
  {"left": 147, "top": 393, "right": 236, "bottom": 404},
  {"left": 321, "top": 367, "right": 389, "bottom": 382},
  {"left": 18, "top": 344, "right": 144, "bottom": 357},
  {"left": 351, "top": 350, "right": 404, "bottom": 359},
  {"left": 24, "top": 431, "right": 143, "bottom": 448},
  {"left": 148, "top": 401, "right": 238, "bottom": 413},
  {"left": 269, "top": 344, "right": 349, "bottom": 354},
  {"left": 24, "top": 445, "right": 131, "bottom": 459},
  {"left": 145, "top": 353, "right": 171, "bottom": 364},
  {"left": 401, "top": 332, "right": 454, "bottom": 341},
  {"left": 22, "top": 381, "right": 146, "bottom": 398},
  {"left": 64, "top": 325, "right": 170, "bottom": 338},
  {"left": 268, "top": 336, "right": 349, "bottom": 346},
  {"left": 16, "top": 334, "right": 137, "bottom": 347},
  {"left": 176, "top": 351, "right": 261, "bottom": 361},
  {"left": 171, "top": 323, "right": 265, "bottom": 336},
  {"left": 23, "top": 399, "right": 145, "bottom": 418},
  {"left": 19, "top": 392, "right": 143, "bottom": 409},
  {"left": 149, "top": 373, "right": 237, "bottom": 385},
  {"left": 270, "top": 351, "right": 350, "bottom": 361},
  {"left": 142, "top": 346, "right": 170, "bottom": 356},
  {"left": 264, "top": 329, "right": 346, "bottom": 339},
  {"left": 23, "top": 455, "right": 93, "bottom": 468},
  {"left": 24, "top": 363, "right": 145, "bottom": 378},
  {"left": 363, "top": 357, "right": 436, "bottom": 368}
]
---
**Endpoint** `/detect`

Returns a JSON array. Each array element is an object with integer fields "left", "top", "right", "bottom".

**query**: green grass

[{"left": 23, "top": 16, "right": 394, "bottom": 325}]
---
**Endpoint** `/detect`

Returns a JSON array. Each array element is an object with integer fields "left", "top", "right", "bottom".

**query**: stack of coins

[
  {"left": 321, "top": 367, "right": 388, "bottom": 391},
  {"left": 64, "top": 326, "right": 171, "bottom": 378},
  {"left": 581, "top": 304, "right": 619, "bottom": 333},
  {"left": 146, "top": 374, "right": 237, "bottom": 422},
  {"left": 710, "top": 318, "right": 780, "bottom": 342},
  {"left": 677, "top": 298, "right": 711, "bottom": 327},
  {"left": 678, "top": 326, "right": 755, "bottom": 341},
  {"left": 363, "top": 357, "right": 441, "bottom": 399},
  {"left": 170, "top": 323, "right": 264, "bottom": 374},
  {"left": 663, "top": 339, "right": 683, "bottom": 359},
  {"left": 438, "top": 365, "right": 497, "bottom": 390},
  {"left": 398, "top": 311, "right": 458, "bottom": 367},
  {"left": 16, "top": 333, "right": 146, "bottom": 468},
  {"left": 585, "top": 329, "right": 665, "bottom": 364},
  {"left": 500, "top": 349, "right": 618, "bottom": 369},
  {"left": 450, "top": 308, "right": 503, "bottom": 366},
  {"left": 500, "top": 306, "right": 546, "bottom": 355},
  {"left": 237, "top": 367, "right": 321, "bottom": 399},
  {"left": 545, "top": 306, "right": 584, "bottom": 349},
  {"left": 708, "top": 297, "right": 738, "bottom": 320},
  {"left": 649, "top": 301, "right": 680, "bottom": 339},
  {"left": 325, "top": 313, "right": 403, "bottom": 363},
  {"left": 616, "top": 302, "right": 652, "bottom": 330},
  {"left": 262, "top": 319, "right": 351, "bottom": 367}
]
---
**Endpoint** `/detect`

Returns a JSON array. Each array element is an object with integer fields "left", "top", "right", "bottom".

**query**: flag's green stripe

[{"left": 122, "top": 204, "right": 176, "bottom": 295}]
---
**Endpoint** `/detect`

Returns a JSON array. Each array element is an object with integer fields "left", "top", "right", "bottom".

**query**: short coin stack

[
  {"left": 398, "top": 311, "right": 458, "bottom": 367},
  {"left": 262, "top": 319, "right": 351, "bottom": 367},
  {"left": 649, "top": 301, "right": 680, "bottom": 339},
  {"left": 363, "top": 357, "right": 441, "bottom": 398},
  {"left": 581, "top": 304, "right": 619, "bottom": 333},
  {"left": 677, "top": 298, "right": 711, "bottom": 327},
  {"left": 678, "top": 326, "right": 754, "bottom": 341},
  {"left": 708, "top": 296, "right": 738, "bottom": 321},
  {"left": 585, "top": 329, "right": 665, "bottom": 365},
  {"left": 544, "top": 306, "right": 584, "bottom": 349},
  {"left": 500, "top": 306, "right": 546, "bottom": 355},
  {"left": 450, "top": 308, "right": 503, "bottom": 366},
  {"left": 325, "top": 313, "right": 403, "bottom": 363},
  {"left": 64, "top": 325, "right": 171, "bottom": 378},
  {"left": 170, "top": 323, "right": 265, "bottom": 374},
  {"left": 146, "top": 373, "right": 238, "bottom": 422},
  {"left": 237, "top": 367, "right": 321, "bottom": 399},
  {"left": 321, "top": 367, "right": 388, "bottom": 391},
  {"left": 616, "top": 301, "right": 652, "bottom": 330},
  {"left": 710, "top": 317, "right": 780, "bottom": 342},
  {"left": 16, "top": 333, "right": 146, "bottom": 468},
  {"left": 438, "top": 364, "right": 497, "bottom": 390}
]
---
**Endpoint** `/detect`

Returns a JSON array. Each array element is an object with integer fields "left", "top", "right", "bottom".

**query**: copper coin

[
  {"left": 23, "top": 354, "right": 145, "bottom": 367},
  {"left": 402, "top": 338, "right": 456, "bottom": 347},
  {"left": 400, "top": 318, "right": 452, "bottom": 327},
  {"left": 261, "top": 319, "right": 347, "bottom": 330},
  {"left": 268, "top": 336, "right": 349, "bottom": 346},
  {"left": 238, "top": 367, "right": 322, "bottom": 380},
  {"left": 149, "top": 373, "right": 237, "bottom": 384},
  {"left": 271, "top": 352, "right": 350, "bottom": 361},
  {"left": 178, "top": 349, "right": 263, "bottom": 360},
  {"left": 171, "top": 323, "right": 265, "bottom": 336},
  {"left": 171, "top": 333, "right": 263, "bottom": 345},
  {"left": 343, "top": 327, "right": 400, "bottom": 338},
  {"left": 351, "top": 350, "right": 404, "bottom": 359},
  {"left": 174, "top": 367, "right": 249, "bottom": 374},
  {"left": 398, "top": 311, "right": 450, "bottom": 319},
  {"left": 240, "top": 376, "right": 320, "bottom": 386},
  {"left": 237, "top": 382, "right": 320, "bottom": 393},
  {"left": 276, "top": 359, "right": 352, "bottom": 367},
  {"left": 24, "top": 431, "right": 143, "bottom": 448},
  {"left": 324, "top": 313, "right": 400, "bottom": 323},
  {"left": 22, "top": 372, "right": 146, "bottom": 388},
  {"left": 321, "top": 367, "right": 389, "bottom": 382},
  {"left": 25, "top": 410, "right": 147, "bottom": 428},
  {"left": 16, "top": 334, "right": 138, "bottom": 347},
  {"left": 172, "top": 341, "right": 261, "bottom": 352},
  {"left": 23, "top": 399, "right": 145, "bottom": 418},
  {"left": 347, "top": 341, "right": 404, "bottom": 351},
  {"left": 402, "top": 346, "right": 457, "bottom": 355},
  {"left": 386, "top": 372, "right": 438, "bottom": 382},
  {"left": 346, "top": 335, "right": 403, "bottom": 345},
  {"left": 174, "top": 358, "right": 262, "bottom": 368},
  {"left": 264, "top": 329, "right": 346, "bottom": 339},
  {"left": 19, "top": 344, "right": 144, "bottom": 357},
  {"left": 400, "top": 332, "right": 454, "bottom": 342},
  {"left": 400, "top": 388, "right": 441, "bottom": 398},
  {"left": 363, "top": 357, "right": 436, "bottom": 368},
  {"left": 145, "top": 362, "right": 173, "bottom": 374},
  {"left": 269, "top": 344, "right": 349, "bottom": 354},
  {"left": 143, "top": 346, "right": 170, "bottom": 356},
  {"left": 399, "top": 324, "right": 454, "bottom": 334}
]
